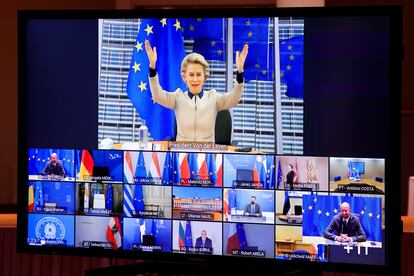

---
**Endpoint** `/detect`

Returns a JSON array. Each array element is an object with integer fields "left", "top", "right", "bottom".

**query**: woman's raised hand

[
  {"left": 236, "top": 43, "right": 249, "bottom": 73},
  {"left": 145, "top": 39, "right": 157, "bottom": 69}
]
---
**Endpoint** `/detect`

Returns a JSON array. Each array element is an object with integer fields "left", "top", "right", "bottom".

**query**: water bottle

[{"left": 139, "top": 119, "right": 148, "bottom": 149}]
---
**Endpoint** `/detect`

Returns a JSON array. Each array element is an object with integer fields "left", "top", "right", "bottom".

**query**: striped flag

[
  {"left": 216, "top": 154, "right": 223, "bottom": 187},
  {"left": 78, "top": 150, "right": 94, "bottom": 181},
  {"left": 123, "top": 184, "right": 135, "bottom": 217},
  {"left": 84, "top": 182, "right": 90, "bottom": 210},
  {"left": 179, "top": 153, "right": 190, "bottom": 185},
  {"left": 28, "top": 182, "right": 34, "bottom": 212},
  {"left": 197, "top": 154, "right": 208, "bottom": 180},
  {"left": 124, "top": 151, "right": 134, "bottom": 183},
  {"left": 178, "top": 221, "right": 185, "bottom": 248},
  {"left": 293, "top": 159, "right": 299, "bottom": 184},
  {"left": 223, "top": 189, "right": 230, "bottom": 221},
  {"left": 148, "top": 152, "right": 161, "bottom": 180},
  {"left": 106, "top": 217, "right": 122, "bottom": 250}
]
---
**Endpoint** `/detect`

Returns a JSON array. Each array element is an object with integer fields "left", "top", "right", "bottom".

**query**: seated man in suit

[
  {"left": 243, "top": 195, "right": 262, "bottom": 217},
  {"left": 323, "top": 202, "right": 366, "bottom": 243},
  {"left": 41, "top": 152, "right": 66, "bottom": 178},
  {"left": 195, "top": 230, "right": 212, "bottom": 249}
]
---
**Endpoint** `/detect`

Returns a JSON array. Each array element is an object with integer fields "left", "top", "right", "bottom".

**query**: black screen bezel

[{"left": 17, "top": 6, "right": 402, "bottom": 274}]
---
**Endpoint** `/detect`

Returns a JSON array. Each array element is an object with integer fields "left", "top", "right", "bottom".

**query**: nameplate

[
  {"left": 231, "top": 214, "right": 266, "bottom": 223},
  {"left": 168, "top": 141, "right": 228, "bottom": 151}
]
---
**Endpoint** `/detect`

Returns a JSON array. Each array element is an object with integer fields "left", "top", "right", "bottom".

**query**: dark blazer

[
  {"left": 195, "top": 237, "right": 212, "bottom": 248},
  {"left": 286, "top": 170, "right": 295, "bottom": 184},
  {"left": 41, "top": 160, "right": 66, "bottom": 178},
  {"left": 323, "top": 213, "right": 367, "bottom": 242},
  {"left": 243, "top": 203, "right": 262, "bottom": 216}
]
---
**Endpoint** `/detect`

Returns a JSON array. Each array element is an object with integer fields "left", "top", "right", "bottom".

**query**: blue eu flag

[
  {"left": 127, "top": 18, "right": 186, "bottom": 140},
  {"left": 233, "top": 18, "right": 270, "bottom": 81},
  {"left": 280, "top": 36, "right": 304, "bottom": 98},
  {"left": 302, "top": 195, "right": 382, "bottom": 242},
  {"left": 162, "top": 152, "right": 172, "bottom": 185},
  {"left": 182, "top": 18, "right": 226, "bottom": 61},
  {"left": 276, "top": 160, "right": 283, "bottom": 189},
  {"left": 185, "top": 221, "right": 193, "bottom": 247}
]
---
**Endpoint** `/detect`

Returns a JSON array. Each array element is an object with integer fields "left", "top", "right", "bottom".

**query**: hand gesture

[
  {"left": 145, "top": 39, "right": 157, "bottom": 69},
  {"left": 236, "top": 44, "right": 249, "bottom": 73}
]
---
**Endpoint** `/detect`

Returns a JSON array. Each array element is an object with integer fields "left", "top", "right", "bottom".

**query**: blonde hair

[{"left": 180, "top": 53, "right": 210, "bottom": 81}]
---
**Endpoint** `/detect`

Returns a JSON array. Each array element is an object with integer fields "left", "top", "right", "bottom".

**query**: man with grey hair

[
  {"left": 41, "top": 152, "right": 66, "bottom": 178},
  {"left": 323, "top": 202, "right": 366, "bottom": 243}
]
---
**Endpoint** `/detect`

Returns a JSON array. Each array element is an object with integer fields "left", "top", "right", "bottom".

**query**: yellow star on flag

[
  {"left": 286, "top": 65, "right": 292, "bottom": 70},
  {"left": 173, "top": 19, "right": 181, "bottom": 31},
  {"left": 288, "top": 45, "right": 293, "bottom": 50},
  {"left": 138, "top": 81, "right": 147, "bottom": 92},
  {"left": 247, "top": 31, "right": 253, "bottom": 38},
  {"left": 280, "top": 71, "right": 285, "bottom": 77},
  {"left": 211, "top": 40, "right": 216, "bottom": 47},
  {"left": 132, "top": 62, "right": 141, "bottom": 73},
  {"left": 245, "top": 20, "right": 251, "bottom": 26},
  {"left": 189, "top": 25, "right": 194, "bottom": 31},
  {"left": 289, "top": 55, "right": 295, "bottom": 61},
  {"left": 217, "top": 49, "right": 223, "bottom": 55},
  {"left": 255, "top": 63, "right": 260, "bottom": 68},
  {"left": 134, "top": 41, "right": 143, "bottom": 52},
  {"left": 160, "top": 18, "right": 167, "bottom": 27},
  {"left": 261, "top": 70, "right": 267, "bottom": 75},
  {"left": 144, "top": 24, "right": 153, "bottom": 36},
  {"left": 197, "top": 18, "right": 202, "bottom": 22}
]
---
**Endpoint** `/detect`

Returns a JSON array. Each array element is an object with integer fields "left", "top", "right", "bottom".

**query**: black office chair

[
  {"left": 215, "top": 110, "right": 232, "bottom": 145},
  {"left": 171, "top": 110, "right": 233, "bottom": 145}
]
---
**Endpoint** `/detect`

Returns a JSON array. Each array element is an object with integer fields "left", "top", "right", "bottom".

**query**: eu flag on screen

[
  {"left": 276, "top": 160, "right": 283, "bottom": 189},
  {"left": 106, "top": 184, "right": 113, "bottom": 211},
  {"left": 134, "top": 185, "right": 145, "bottom": 212},
  {"left": 185, "top": 221, "right": 193, "bottom": 247},
  {"left": 188, "top": 153, "right": 198, "bottom": 180},
  {"left": 280, "top": 36, "right": 304, "bottom": 99},
  {"left": 162, "top": 152, "right": 172, "bottom": 185},
  {"left": 282, "top": 191, "right": 290, "bottom": 215},
  {"left": 181, "top": 18, "right": 225, "bottom": 61},
  {"left": 302, "top": 195, "right": 382, "bottom": 242},
  {"left": 127, "top": 18, "right": 186, "bottom": 140},
  {"left": 28, "top": 148, "right": 75, "bottom": 178},
  {"left": 172, "top": 152, "right": 181, "bottom": 185},
  {"left": 233, "top": 18, "right": 270, "bottom": 81},
  {"left": 265, "top": 156, "right": 275, "bottom": 189},
  {"left": 34, "top": 181, "right": 44, "bottom": 210},
  {"left": 135, "top": 152, "right": 147, "bottom": 178},
  {"left": 206, "top": 154, "right": 217, "bottom": 185},
  {"left": 236, "top": 223, "right": 248, "bottom": 250}
]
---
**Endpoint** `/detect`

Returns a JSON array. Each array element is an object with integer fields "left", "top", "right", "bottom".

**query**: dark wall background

[{"left": 25, "top": 19, "right": 98, "bottom": 149}]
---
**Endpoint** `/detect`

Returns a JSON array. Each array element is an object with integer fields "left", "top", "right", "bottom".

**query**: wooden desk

[{"left": 275, "top": 239, "right": 295, "bottom": 255}]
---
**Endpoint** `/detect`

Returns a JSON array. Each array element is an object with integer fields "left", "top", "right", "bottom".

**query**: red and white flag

[{"left": 106, "top": 217, "right": 122, "bottom": 250}]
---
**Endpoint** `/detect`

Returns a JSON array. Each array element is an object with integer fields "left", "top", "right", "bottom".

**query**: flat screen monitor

[{"left": 18, "top": 6, "right": 402, "bottom": 274}]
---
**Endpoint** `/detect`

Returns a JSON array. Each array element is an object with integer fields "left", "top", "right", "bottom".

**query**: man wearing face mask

[
  {"left": 145, "top": 40, "right": 248, "bottom": 143},
  {"left": 243, "top": 195, "right": 262, "bottom": 217}
]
